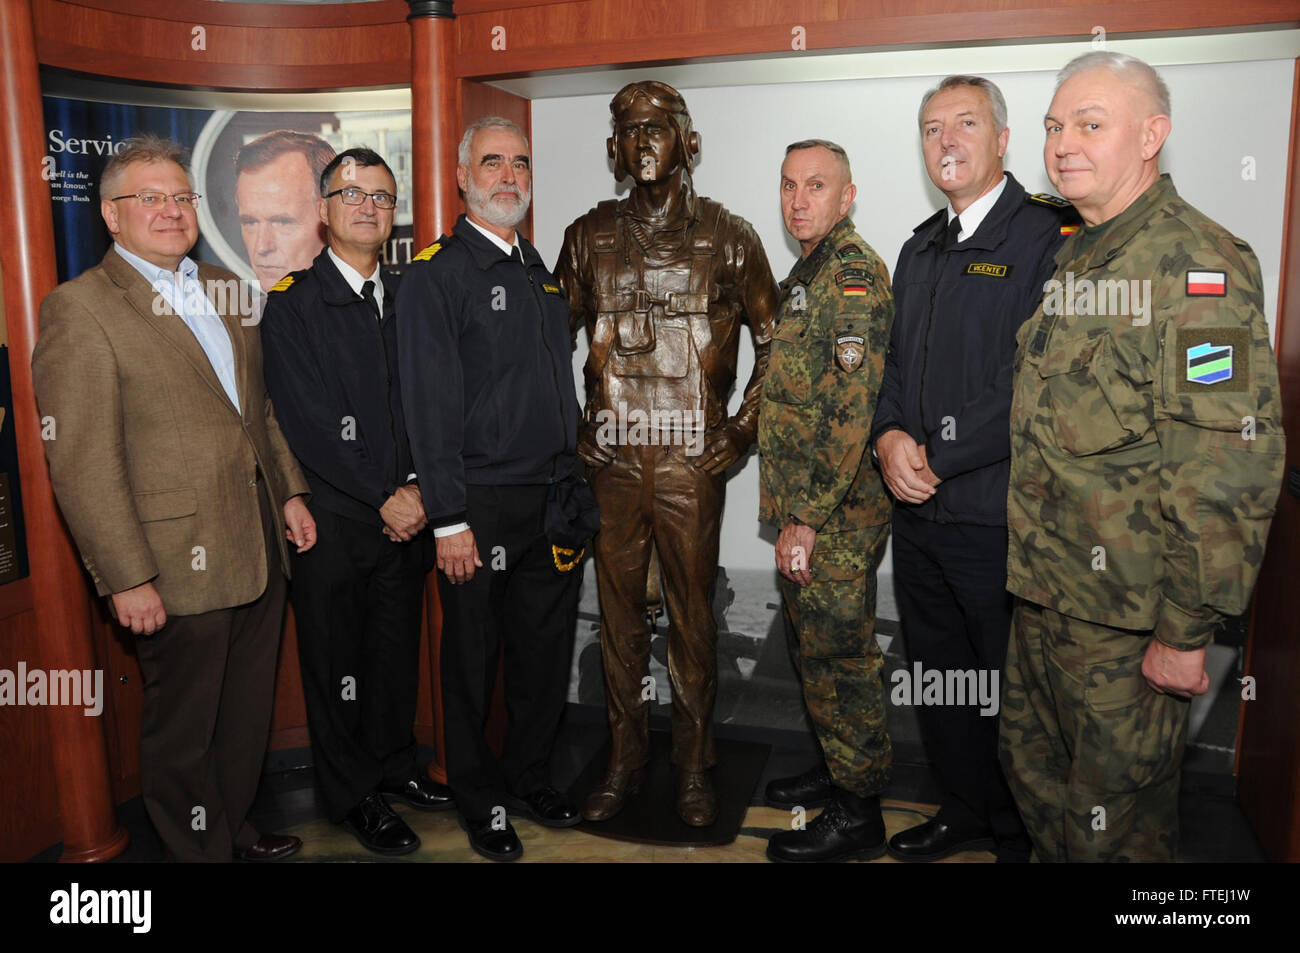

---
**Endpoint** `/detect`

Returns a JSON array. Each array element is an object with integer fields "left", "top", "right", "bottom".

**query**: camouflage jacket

[
  {"left": 1007, "top": 175, "right": 1285, "bottom": 650},
  {"left": 759, "top": 218, "right": 894, "bottom": 533}
]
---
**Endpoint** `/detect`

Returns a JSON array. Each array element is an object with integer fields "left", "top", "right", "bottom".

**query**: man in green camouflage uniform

[
  {"left": 1001, "top": 52, "right": 1285, "bottom": 862},
  {"left": 760, "top": 140, "right": 894, "bottom": 862}
]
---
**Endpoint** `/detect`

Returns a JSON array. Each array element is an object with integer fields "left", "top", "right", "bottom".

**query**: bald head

[{"left": 1043, "top": 53, "right": 1172, "bottom": 225}]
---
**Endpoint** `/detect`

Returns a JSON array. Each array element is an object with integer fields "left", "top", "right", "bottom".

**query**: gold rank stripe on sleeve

[
  {"left": 269, "top": 274, "right": 294, "bottom": 293},
  {"left": 412, "top": 241, "right": 442, "bottom": 262}
]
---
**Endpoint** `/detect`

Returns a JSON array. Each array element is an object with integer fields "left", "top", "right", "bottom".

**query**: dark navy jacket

[
  {"left": 260, "top": 247, "right": 413, "bottom": 527},
  {"left": 397, "top": 215, "right": 580, "bottom": 530},
  {"left": 871, "top": 172, "right": 1078, "bottom": 525}
]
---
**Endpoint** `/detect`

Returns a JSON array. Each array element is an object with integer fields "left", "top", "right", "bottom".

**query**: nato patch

[
  {"left": 965, "top": 262, "right": 1010, "bottom": 278},
  {"left": 1176, "top": 327, "right": 1250, "bottom": 393},
  {"left": 835, "top": 333, "right": 865, "bottom": 372}
]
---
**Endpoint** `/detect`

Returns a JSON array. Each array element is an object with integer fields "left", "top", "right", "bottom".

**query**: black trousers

[
  {"left": 290, "top": 507, "right": 426, "bottom": 821},
  {"left": 437, "top": 484, "right": 581, "bottom": 821},
  {"left": 891, "top": 507, "right": 1027, "bottom": 850},
  {"left": 135, "top": 486, "right": 285, "bottom": 862}
]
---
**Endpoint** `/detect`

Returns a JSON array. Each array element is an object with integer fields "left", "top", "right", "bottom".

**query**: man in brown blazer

[{"left": 32, "top": 135, "right": 316, "bottom": 862}]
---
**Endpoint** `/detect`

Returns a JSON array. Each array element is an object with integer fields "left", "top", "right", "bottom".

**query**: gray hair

[
  {"left": 784, "top": 138, "right": 853, "bottom": 183},
  {"left": 918, "top": 76, "right": 1008, "bottom": 134},
  {"left": 458, "top": 117, "right": 530, "bottom": 166},
  {"left": 1055, "top": 51, "right": 1171, "bottom": 117},
  {"left": 100, "top": 134, "right": 188, "bottom": 201}
]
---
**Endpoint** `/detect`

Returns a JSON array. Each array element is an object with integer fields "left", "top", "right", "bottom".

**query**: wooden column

[
  {"left": 407, "top": 0, "right": 458, "bottom": 785},
  {"left": 0, "top": 0, "right": 126, "bottom": 861},
  {"left": 410, "top": 0, "right": 461, "bottom": 244}
]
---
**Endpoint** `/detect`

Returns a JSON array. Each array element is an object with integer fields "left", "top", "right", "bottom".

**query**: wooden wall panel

[
  {"left": 34, "top": 0, "right": 411, "bottom": 91},
  {"left": 0, "top": 609, "right": 62, "bottom": 861},
  {"left": 452, "top": 0, "right": 1300, "bottom": 78},
  {"left": 1236, "top": 58, "right": 1300, "bottom": 863}
]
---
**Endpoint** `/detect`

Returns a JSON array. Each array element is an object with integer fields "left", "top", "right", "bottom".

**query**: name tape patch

[{"left": 965, "top": 262, "right": 1010, "bottom": 278}]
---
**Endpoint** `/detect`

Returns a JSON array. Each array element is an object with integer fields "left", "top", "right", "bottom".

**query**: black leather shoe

[
  {"left": 504, "top": 786, "right": 581, "bottom": 828},
  {"left": 766, "top": 790, "right": 887, "bottom": 863},
  {"left": 461, "top": 815, "right": 523, "bottom": 861},
  {"left": 380, "top": 774, "right": 456, "bottom": 812},
  {"left": 887, "top": 818, "right": 995, "bottom": 862},
  {"left": 236, "top": 833, "right": 302, "bottom": 862},
  {"left": 764, "top": 763, "right": 834, "bottom": 809},
  {"left": 341, "top": 793, "right": 420, "bottom": 856}
]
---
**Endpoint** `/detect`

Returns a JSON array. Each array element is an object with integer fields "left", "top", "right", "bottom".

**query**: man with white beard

[{"left": 398, "top": 117, "right": 585, "bottom": 862}]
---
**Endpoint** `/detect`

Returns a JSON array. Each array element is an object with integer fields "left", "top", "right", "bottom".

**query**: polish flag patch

[{"left": 1186, "top": 270, "right": 1226, "bottom": 296}]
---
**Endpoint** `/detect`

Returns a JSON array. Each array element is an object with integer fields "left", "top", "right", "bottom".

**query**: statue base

[{"left": 570, "top": 730, "right": 769, "bottom": 847}]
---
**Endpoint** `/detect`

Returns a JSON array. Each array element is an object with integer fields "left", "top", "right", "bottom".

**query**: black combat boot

[
  {"left": 764, "top": 763, "right": 834, "bottom": 808},
  {"left": 766, "top": 788, "right": 887, "bottom": 863}
]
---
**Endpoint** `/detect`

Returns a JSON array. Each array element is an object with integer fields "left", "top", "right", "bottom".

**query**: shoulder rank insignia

[
  {"left": 1028, "top": 192, "right": 1071, "bottom": 208},
  {"left": 542, "top": 283, "right": 563, "bottom": 295},
  {"left": 836, "top": 243, "right": 864, "bottom": 260},
  {"left": 1186, "top": 269, "right": 1226, "bottom": 297},
  {"left": 412, "top": 241, "right": 443, "bottom": 262},
  {"left": 552, "top": 544, "right": 584, "bottom": 572},
  {"left": 1060, "top": 224, "right": 1080, "bottom": 237},
  {"left": 270, "top": 274, "right": 295, "bottom": 293}
]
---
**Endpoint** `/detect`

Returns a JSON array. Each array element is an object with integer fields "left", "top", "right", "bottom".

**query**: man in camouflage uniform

[
  {"left": 555, "top": 81, "right": 779, "bottom": 827},
  {"left": 760, "top": 140, "right": 894, "bottom": 862},
  {"left": 1002, "top": 51, "right": 1285, "bottom": 862}
]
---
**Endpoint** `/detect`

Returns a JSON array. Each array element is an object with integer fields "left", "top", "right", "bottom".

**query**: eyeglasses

[
  {"left": 110, "top": 191, "right": 201, "bottom": 209},
  {"left": 325, "top": 187, "right": 398, "bottom": 209}
]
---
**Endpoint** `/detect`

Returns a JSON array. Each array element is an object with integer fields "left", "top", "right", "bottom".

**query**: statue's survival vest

[{"left": 585, "top": 197, "right": 731, "bottom": 438}]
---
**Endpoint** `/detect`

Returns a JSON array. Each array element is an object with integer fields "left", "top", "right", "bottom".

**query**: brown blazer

[{"left": 32, "top": 246, "right": 310, "bottom": 616}]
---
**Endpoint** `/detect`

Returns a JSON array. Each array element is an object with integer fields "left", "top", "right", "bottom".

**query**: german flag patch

[{"left": 1060, "top": 225, "right": 1080, "bottom": 237}]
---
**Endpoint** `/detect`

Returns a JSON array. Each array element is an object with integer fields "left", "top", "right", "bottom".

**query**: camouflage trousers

[
  {"left": 999, "top": 600, "right": 1189, "bottom": 862},
  {"left": 778, "top": 524, "right": 892, "bottom": 797}
]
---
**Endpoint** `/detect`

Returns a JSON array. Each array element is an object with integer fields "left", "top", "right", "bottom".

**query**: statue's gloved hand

[
  {"left": 577, "top": 421, "right": 617, "bottom": 470},
  {"left": 693, "top": 422, "right": 747, "bottom": 475}
]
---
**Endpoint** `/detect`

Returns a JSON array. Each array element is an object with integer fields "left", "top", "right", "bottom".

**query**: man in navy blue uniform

[
  {"left": 870, "top": 76, "right": 1078, "bottom": 862},
  {"left": 261, "top": 147, "right": 454, "bottom": 857},
  {"left": 397, "top": 118, "right": 585, "bottom": 862}
]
